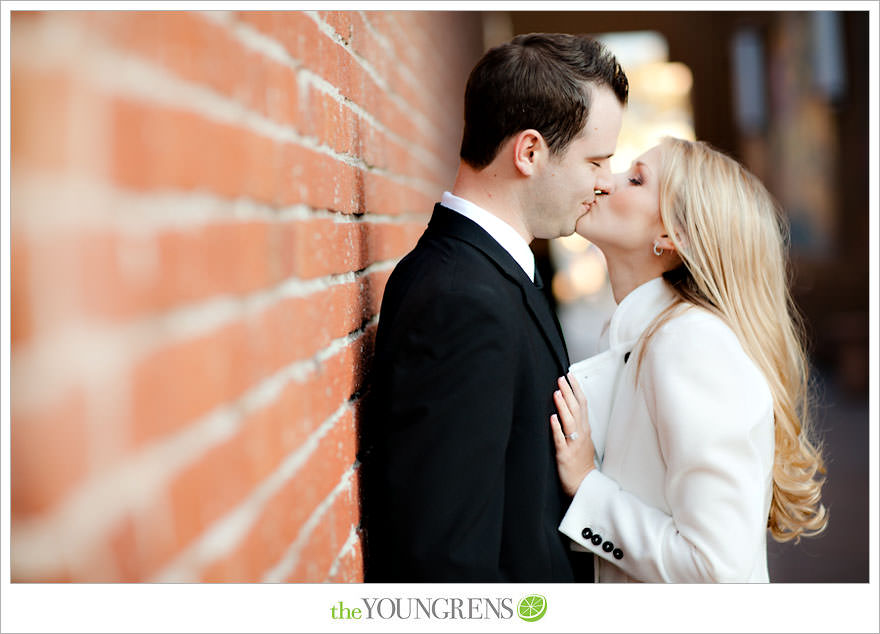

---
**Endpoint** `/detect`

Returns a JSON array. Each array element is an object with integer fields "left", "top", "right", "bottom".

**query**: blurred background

[{"left": 6, "top": 9, "right": 870, "bottom": 585}]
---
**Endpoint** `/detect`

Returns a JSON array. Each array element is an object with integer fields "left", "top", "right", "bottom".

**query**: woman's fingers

[
  {"left": 557, "top": 376, "right": 582, "bottom": 431},
  {"left": 553, "top": 387, "right": 574, "bottom": 434},
  {"left": 550, "top": 414, "right": 567, "bottom": 452},
  {"left": 558, "top": 375, "right": 579, "bottom": 414},
  {"left": 567, "top": 372, "right": 588, "bottom": 410}
]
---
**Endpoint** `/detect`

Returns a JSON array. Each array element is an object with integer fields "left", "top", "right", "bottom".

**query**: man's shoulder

[
  {"left": 379, "top": 240, "right": 526, "bottom": 333},
  {"left": 393, "top": 231, "right": 516, "bottom": 290}
]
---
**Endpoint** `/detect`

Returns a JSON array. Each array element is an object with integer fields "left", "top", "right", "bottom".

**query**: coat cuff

[{"left": 558, "top": 469, "right": 626, "bottom": 563}]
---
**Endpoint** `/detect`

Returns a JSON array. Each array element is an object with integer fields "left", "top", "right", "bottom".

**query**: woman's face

[{"left": 574, "top": 145, "right": 666, "bottom": 256}]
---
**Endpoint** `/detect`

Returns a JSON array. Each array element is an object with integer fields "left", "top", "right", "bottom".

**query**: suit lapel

[
  {"left": 425, "top": 204, "right": 570, "bottom": 371},
  {"left": 519, "top": 274, "right": 570, "bottom": 371}
]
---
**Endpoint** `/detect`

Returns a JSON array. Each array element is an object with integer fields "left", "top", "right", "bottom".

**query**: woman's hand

[{"left": 550, "top": 372, "right": 596, "bottom": 497}]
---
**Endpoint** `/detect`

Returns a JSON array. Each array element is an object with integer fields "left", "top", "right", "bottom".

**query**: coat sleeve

[
  {"left": 558, "top": 316, "right": 775, "bottom": 582},
  {"left": 379, "top": 285, "right": 518, "bottom": 581}
]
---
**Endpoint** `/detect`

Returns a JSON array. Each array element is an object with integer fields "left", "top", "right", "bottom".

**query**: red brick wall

[{"left": 10, "top": 10, "right": 484, "bottom": 582}]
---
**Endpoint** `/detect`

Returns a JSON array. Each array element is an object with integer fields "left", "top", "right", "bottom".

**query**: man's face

[{"left": 527, "top": 85, "right": 624, "bottom": 240}]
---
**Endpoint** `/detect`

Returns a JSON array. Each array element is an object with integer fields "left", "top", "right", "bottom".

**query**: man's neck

[{"left": 451, "top": 167, "right": 532, "bottom": 243}]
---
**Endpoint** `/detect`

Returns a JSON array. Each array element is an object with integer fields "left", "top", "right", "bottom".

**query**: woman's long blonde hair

[{"left": 644, "top": 137, "right": 827, "bottom": 542}]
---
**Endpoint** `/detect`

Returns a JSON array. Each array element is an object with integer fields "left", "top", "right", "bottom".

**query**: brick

[
  {"left": 11, "top": 386, "right": 90, "bottom": 516},
  {"left": 129, "top": 320, "right": 251, "bottom": 446},
  {"left": 81, "top": 12, "right": 304, "bottom": 131},
  {"left": 237, "top": 11, "right": 443, "bottom": 159},
  {"left": 363, "top": 222, "right": 425, "bottom": 266},
  {"left": 235, "top": 11, "right": 318, "bottom": 59},
  {"left": 285, "top": 474, "right": 359, "bottom": 581},
  {"left": 319, "top": 11, "right": 354, "bottom": 43},
  {"left": 85, "top": 10, "right": 449, "bottom": 181},
  {"left": 346, "top": 12, "right": 454, "bottom": 142},
  {"left": 288, "top": 219, "right": 424, "bottom": 280},
  {"left": 364, "top": 270, "right": 392, "bottom": 316},
  {"left": 279, "top": 142, "right": 362, "bottom": 213},
  {"left": 10, "top": 234, "right": 33, "bottom": 344},
  {"left": 200, "top": 407, "right": 357, "bottom": 581},
  {"left": 105, "top": 496, "right": 179, "bottom": 582},
  {"left": 135, "top": 11, "right": 454, "bottom": 184},
  {"left": 157, "top": 328, "right": 371, "bottom": 578},
  {"left": 364, "top": 171, "right": 436, "bottom": 216},
  {"left": 13, "top": 222, "right": 283, "bottom": 332},
  {"left": 308, "top": 89, "right": 358, "bottom": 157},
  {"left": 107, "top": 511, "right": 142, "bottom": 582},
  {"left": 10, "top": 68, "right": 73, "bottom": 172},
  {"left": 108, "top": 97, "right": 381, "bottom": 213},
  {"left": 8, "top": 233, "right": 85, "bottom": 340},
  {"left": 109, "top": 98, "right": 280, "bottom": 204},
  {"left": 169, "top": 424, "right": 252, "bottom": 554},
  {"left": 327, "top": 534, "right": 364, "bottom": 582}
]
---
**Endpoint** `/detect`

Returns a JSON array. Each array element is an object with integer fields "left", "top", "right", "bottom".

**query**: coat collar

[
  {"left": 569, "top": 277, "right": 678, "bottom": 468},
  {"left": 426, "top": 204, "right": 569, "bottom": 370},
  {"left": 605, "top": 277, "right": 679, "bottom": 350}
]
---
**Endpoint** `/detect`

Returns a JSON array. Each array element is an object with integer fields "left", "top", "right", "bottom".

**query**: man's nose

[{"left": 594, "top": 168, "right": 617, "bottom": 197}]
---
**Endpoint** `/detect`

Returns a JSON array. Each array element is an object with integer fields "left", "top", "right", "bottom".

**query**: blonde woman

[{"left": 550, "top": 137, "right": 828, "bottom": 582}]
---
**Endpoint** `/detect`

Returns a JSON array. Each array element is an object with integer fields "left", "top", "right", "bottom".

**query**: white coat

[{"left": 560, "top": 277, "right": 775, "bottom": 582}]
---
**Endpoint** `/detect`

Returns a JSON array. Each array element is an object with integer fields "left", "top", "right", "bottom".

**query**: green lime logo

[{"left": 517, "top": 594, "right": 547, "bottom": 622}]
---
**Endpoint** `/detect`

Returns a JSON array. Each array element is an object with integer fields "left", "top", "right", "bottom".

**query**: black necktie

[{"left": 533, "top": 265, "right": 544, "bottom": 289}]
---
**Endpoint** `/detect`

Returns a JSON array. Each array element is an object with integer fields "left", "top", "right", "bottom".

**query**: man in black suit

[{"left": 360, "top": 33, "right": 628, "bottom": 582}]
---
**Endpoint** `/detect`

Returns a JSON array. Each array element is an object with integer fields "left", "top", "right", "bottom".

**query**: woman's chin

[{"left": 574, "top": 217, "right": 592, "bottom": 240}]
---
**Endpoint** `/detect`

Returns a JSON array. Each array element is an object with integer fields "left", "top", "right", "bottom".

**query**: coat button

[
  {"left": 591, "top": 534, "right": 602, "bottom": 546},
  {"left": 602, "top": 541, "right": 614, "bottom": 553},
  {"left": 624, "top": 351, "right": 631, "bottom": 363},
  {"left": 581, "top": 527, "right": 593, "bottom": 540},
  {"left": 613, "top": 548, "right": 624, "bottom": 560}
]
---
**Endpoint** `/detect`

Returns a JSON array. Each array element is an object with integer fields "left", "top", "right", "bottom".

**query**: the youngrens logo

[
  {"left": 329, "top": 595, "right": 547, "bottom": 622},
  {"left": 517, "top": 594, "right": 547, "bottom": 622}
]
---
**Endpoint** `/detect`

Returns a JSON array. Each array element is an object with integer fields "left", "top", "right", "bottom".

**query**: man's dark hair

[{"left": 460, "top": 33, "right": 629, "bottom": 169}]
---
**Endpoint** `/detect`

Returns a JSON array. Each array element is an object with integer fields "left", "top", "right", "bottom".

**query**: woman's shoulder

[
  {"left": 654, "top": 304, "right": 739, "bottom": 345},
  {"left": 647, "top": 305, "right": 771, "bottom": 397}
]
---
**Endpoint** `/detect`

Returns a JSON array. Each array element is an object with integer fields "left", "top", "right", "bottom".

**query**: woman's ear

[
  {"left": 655, "top": 234, "right": 677, "bottom": 253},
  {"left": 512, "top": 129, "right": 545, "bottom": 176}
]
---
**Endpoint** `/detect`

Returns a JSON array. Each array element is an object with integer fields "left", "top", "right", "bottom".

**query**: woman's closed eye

[{"left": 627, "top": 162, "right": 645, "bottom": 186}]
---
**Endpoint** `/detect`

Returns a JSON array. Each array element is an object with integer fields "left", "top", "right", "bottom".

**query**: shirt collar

[{"left": 441, "top": 191, "right": 535, "bottom": 282}]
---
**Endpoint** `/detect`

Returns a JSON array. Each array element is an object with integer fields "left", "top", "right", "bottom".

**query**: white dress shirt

[{"left": 441, "top": 191, "right": 535, "bottom": 282}]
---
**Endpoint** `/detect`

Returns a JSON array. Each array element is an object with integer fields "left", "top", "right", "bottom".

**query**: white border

[{"left": 2, "top": 2, "right": 877, "bottom": 633}]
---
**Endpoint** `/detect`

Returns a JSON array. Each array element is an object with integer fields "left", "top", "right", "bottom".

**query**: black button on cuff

[
  {"left": 581, "top": 527, "right": 593, "bottom": 540},
  {"left": 612, "top": 548, "right": 624, "bottom": 560},
  {"left": 602, "top": 541, "right": 614, "bottom": 553},
  {"left": 591, "top": 534, "right": 602, "bottom": 546}
]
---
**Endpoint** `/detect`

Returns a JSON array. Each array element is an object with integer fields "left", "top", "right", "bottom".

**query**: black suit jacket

[{"left": 360, "top": 204, "right": 582, "bottom": 582}]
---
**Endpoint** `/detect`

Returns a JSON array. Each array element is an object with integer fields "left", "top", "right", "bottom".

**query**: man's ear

[{"left": 512, "top": 129, "right": 545, "bottom": 176}]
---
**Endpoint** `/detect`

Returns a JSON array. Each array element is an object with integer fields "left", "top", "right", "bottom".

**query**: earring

[{"left": 653, "top": 241, "right": 664, "bottom": 257}]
